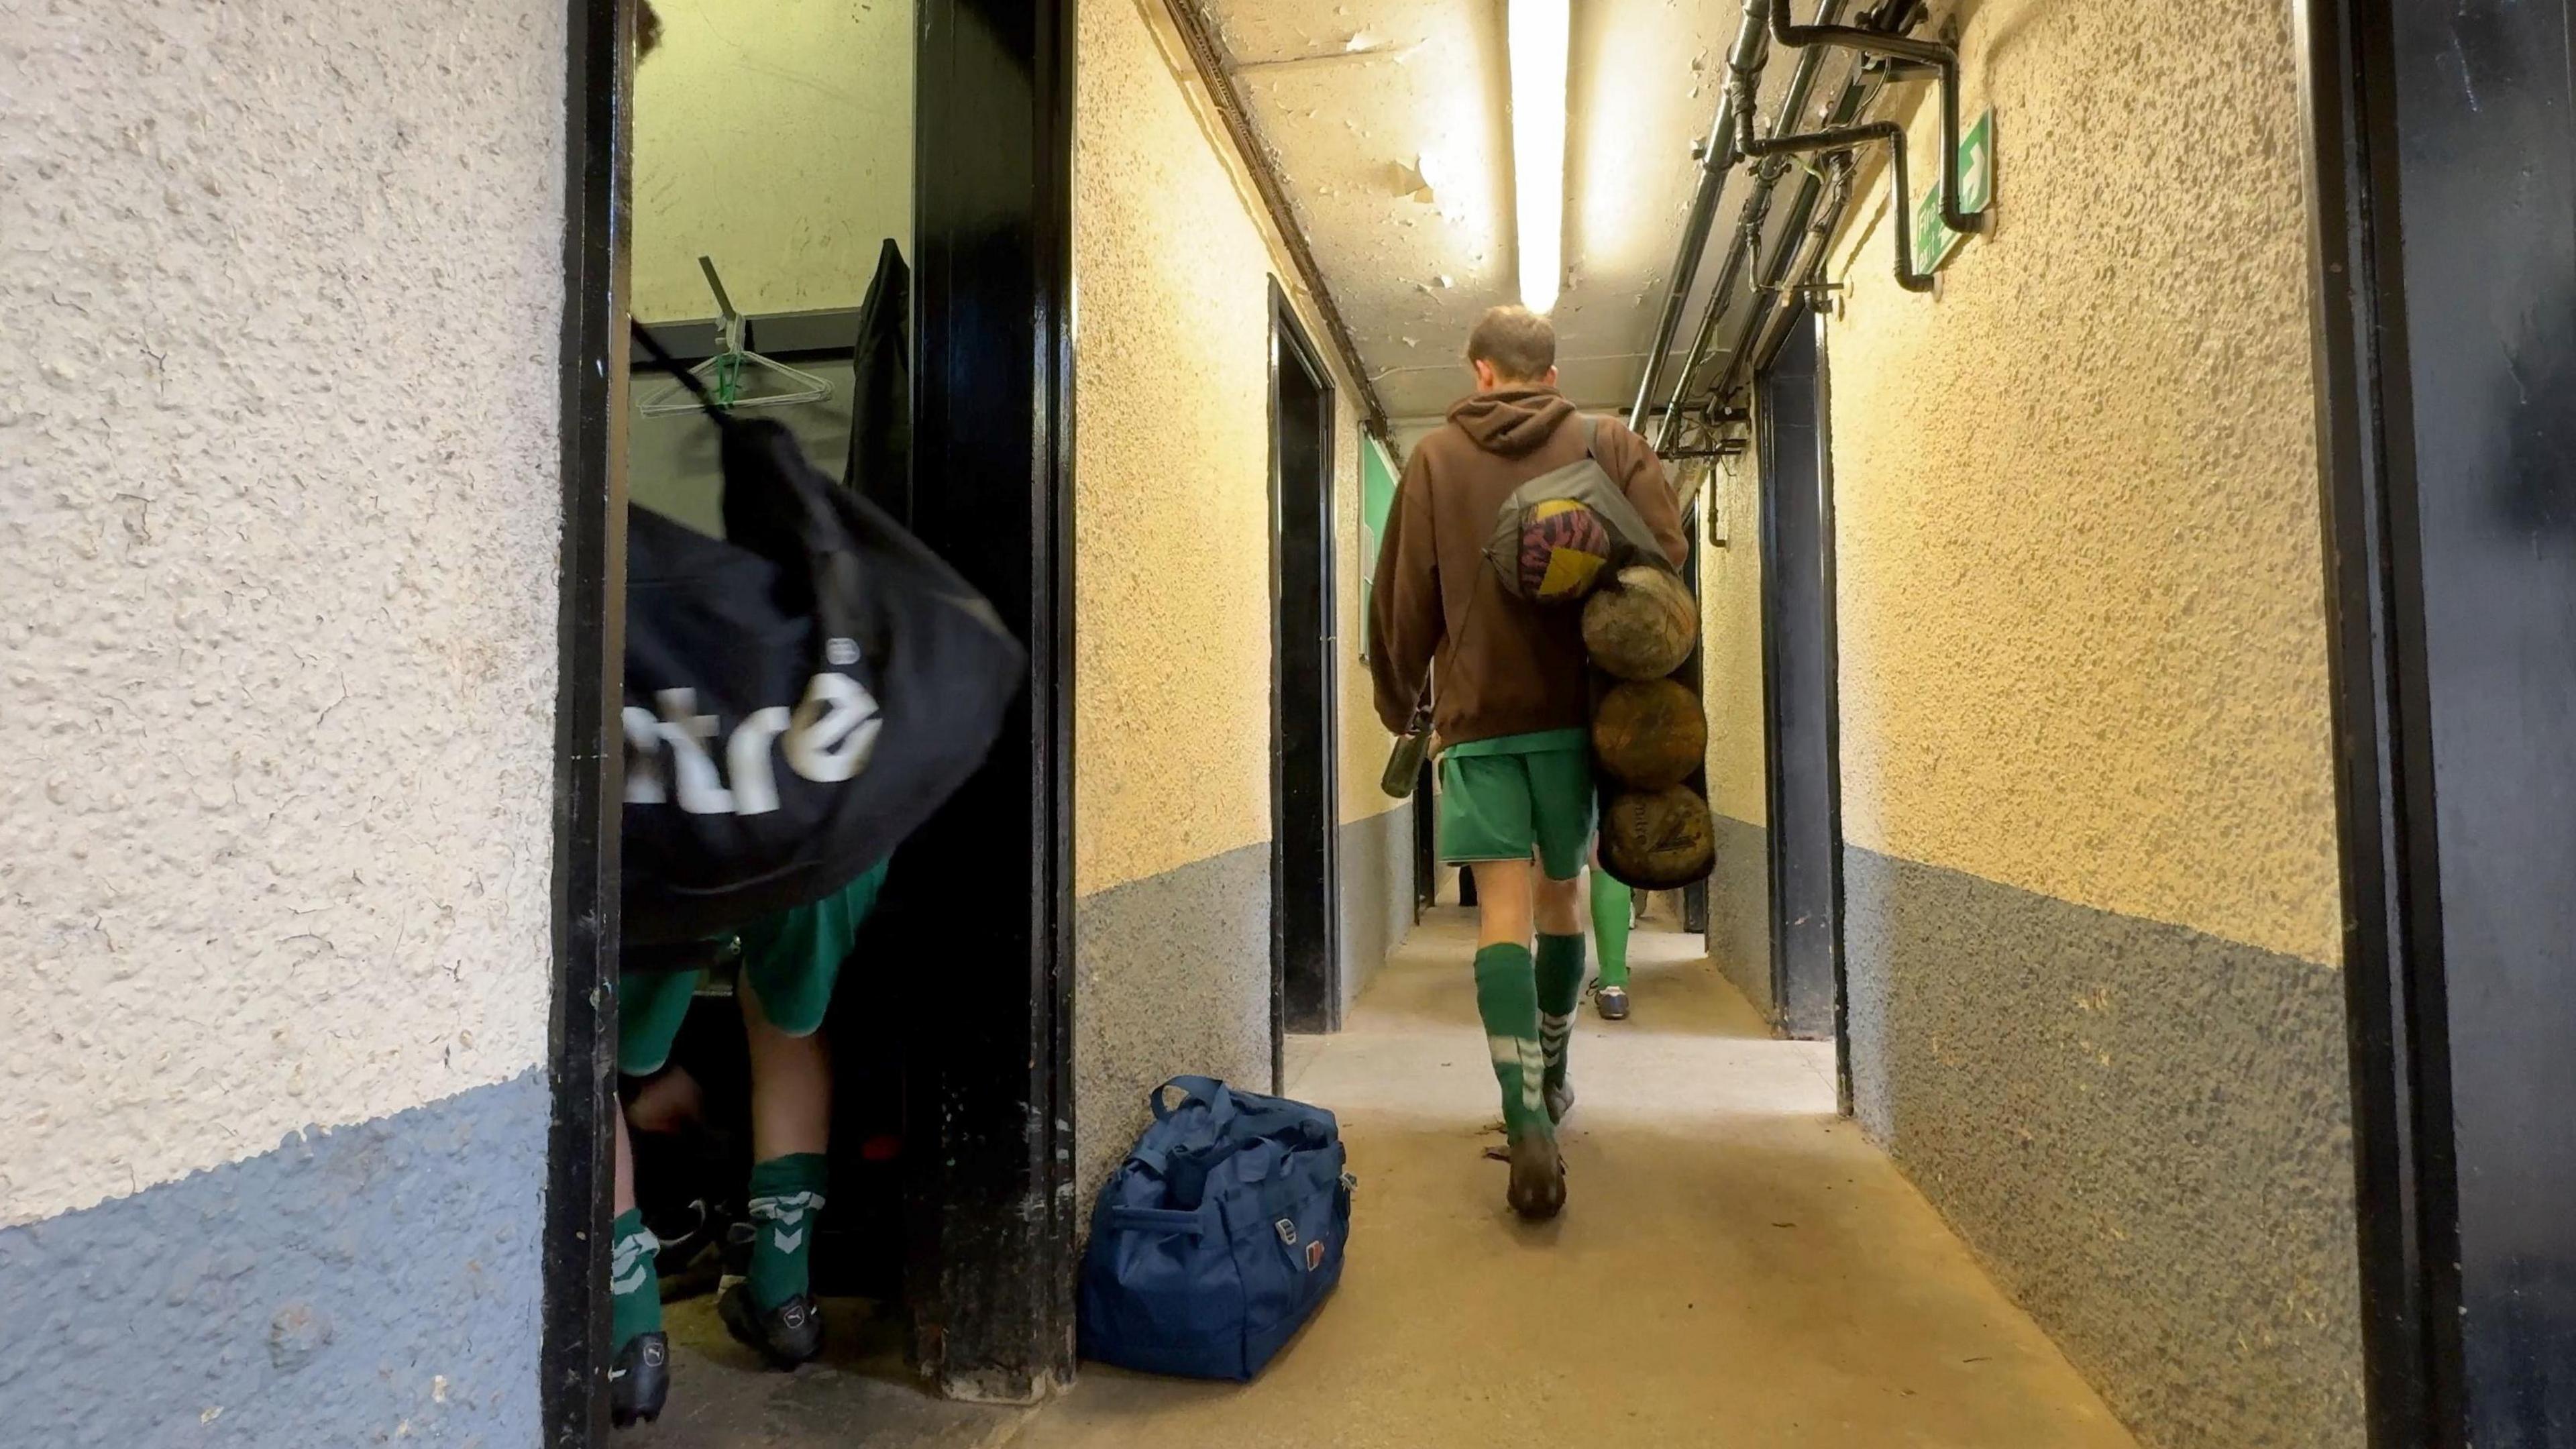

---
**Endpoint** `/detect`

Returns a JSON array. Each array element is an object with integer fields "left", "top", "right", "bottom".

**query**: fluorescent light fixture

[{"left": 1508, "top": 0, "right": 1569, "bottom": 315}]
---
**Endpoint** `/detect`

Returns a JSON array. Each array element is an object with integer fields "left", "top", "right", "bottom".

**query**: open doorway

[
  {"left": 1271, "top": 281, "right": 1342, "bottom": 1051},
  {"left": 1755, "top": 307, "right": 1844, "bottom": 1048},
  {"left": 547, "top": 0, "right": 1077, "bottom": 1440}
]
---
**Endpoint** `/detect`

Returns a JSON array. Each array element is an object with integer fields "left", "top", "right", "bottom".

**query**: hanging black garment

[
  {"left": 843, "top": 239, "right": 910, "bottom": 515},
  {"left": 623, "top": 323, "right": 1026, "bottom": 945}
]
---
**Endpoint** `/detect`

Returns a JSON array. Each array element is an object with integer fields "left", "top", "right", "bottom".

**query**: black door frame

[
  {"left": 1268, "top": 278, "right": 1342, "bottom": 1061},
  {"left": 543, "top": 0, "right": 1079, "bottom": 1437},
  {"left": 1752, "top": 307, "right": 1846, "bottom": 1049},
  {"left": 2302, "top": 0, "right": 2576, "bottom": 1441}
]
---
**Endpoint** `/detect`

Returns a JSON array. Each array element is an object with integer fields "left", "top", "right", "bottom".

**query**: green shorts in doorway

[
  {"left": 616, "top": 859, "right": 891, "bottom": 1077},
  {"left": 1437, "top": 729, "right": 1595, "bottom": 881}
]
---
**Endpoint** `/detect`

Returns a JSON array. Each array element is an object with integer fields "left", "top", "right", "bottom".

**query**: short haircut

[{"left": 1467, "top": 306, "right": 1556, "bottom": 383}]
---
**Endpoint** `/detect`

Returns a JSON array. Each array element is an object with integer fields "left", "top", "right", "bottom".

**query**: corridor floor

[{"left": 646, "top": 910, "right": 2139, "bottom": 1448}]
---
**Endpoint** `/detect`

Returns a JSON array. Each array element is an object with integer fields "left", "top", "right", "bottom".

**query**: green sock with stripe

[
  {"left": 609, "top": 1208, "right": 663, "bottom": 1356},
  {"left": 1473, "top": 943, "right": 1548, "bottom": 1137},
  {"left": 746, "top": 1152, "right": 829, "bottom": 1311},
  {"left": 1536, "top": 931, "right": 1585, "bottom": 1096}
]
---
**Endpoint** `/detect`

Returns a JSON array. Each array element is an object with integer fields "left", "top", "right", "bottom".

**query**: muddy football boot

[
  {"left": 609, "top": 1332, "right": 669, "bottom": 1428},
  {"left": 1505, "top": 1131, "right": 1566, "bottom": 1221},
  {"left": 718, "top": 1283, "right": 824, "bottom": 1370}
]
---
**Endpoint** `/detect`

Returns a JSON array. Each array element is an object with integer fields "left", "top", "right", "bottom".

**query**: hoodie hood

[{"left": 1448, "top": 386, "right": 1578, "bottom": 458}]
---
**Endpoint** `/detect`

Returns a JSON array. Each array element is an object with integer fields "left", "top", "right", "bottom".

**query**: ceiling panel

[{"left": 1200, "top": 0, "right": 1748, "bottom": 425}]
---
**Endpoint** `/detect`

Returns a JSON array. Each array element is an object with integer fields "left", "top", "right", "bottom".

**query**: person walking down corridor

[{"left": 1368, "top": 306, "right": 1686, "bottom": 1219}]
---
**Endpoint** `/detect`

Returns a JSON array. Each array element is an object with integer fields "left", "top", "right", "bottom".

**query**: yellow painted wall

[
  {"left": 1699, "top": 455, "right": 1768, "bottom": 826},
  {"left": 632, "top": 0, "right": 914, "bottom": 321},
  {"left": 1819, "top": 0, "right": 2339, "bottom": 965},
  {"left": 1073, "top": 0, "right": 1387, "bottom": 900}
]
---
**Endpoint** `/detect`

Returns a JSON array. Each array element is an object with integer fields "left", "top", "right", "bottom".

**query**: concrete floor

[{"left": 643, "top": 911, "right": 2138, "bottom": 1448}]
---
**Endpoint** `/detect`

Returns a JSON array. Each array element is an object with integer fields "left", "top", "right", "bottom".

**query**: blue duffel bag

[{"left": 1077, "top": 1075, "right": 1354, "bottom": 1381}]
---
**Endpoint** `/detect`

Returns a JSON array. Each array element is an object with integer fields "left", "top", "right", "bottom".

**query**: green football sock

[
  {"left": 1474, "top": 943, "right": 1548, "bottom": 1137},
  {"left": 746, "top": 1153, "right": 829, "bottom": 1311},
  {"left": 1591, "top": 867, "right": 1633, "bottom": 989},
  {"left": 1536, "top": 932, "right": 1585, "bottom": 1093},
  {"left": 609, "top": 1208, "right": 663, "bottom": 1355}
]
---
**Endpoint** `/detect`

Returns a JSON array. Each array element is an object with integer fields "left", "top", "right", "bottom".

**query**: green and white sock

[
  {"left": 745, "top": 1153, "right": 829, "bottom": 1311},
  {"left": 1536, "top": 931, "right": 1585, "bottom": 1095},
  {"left": 1590, "top": 867, "right": 1633, "bottom": 990},
  {"left": 1474, "top": 943, "right": 1548, "bottom": 1136},
  {"left": 609, "top": 1208, "right": 663, "bottom": 1355}
]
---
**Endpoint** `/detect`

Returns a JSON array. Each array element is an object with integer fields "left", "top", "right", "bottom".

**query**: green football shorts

[
  {"left": 616, "top": 859, "right": 891, "bottom": 1077},
  {"left": 1436, "top": 728, "right": 1595, "bottom": 881}
]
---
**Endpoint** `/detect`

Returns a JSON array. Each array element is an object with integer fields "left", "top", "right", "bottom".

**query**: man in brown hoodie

[{"left": 1368, "top": 305, "right": 1686, "bottom": 1219}]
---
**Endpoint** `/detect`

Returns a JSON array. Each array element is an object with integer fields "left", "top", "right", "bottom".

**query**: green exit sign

[{"left": 1912, "top": 109, "right": 1994, "bottom": 276}]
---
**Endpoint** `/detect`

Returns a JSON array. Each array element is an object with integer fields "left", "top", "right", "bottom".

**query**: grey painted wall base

[
  {"left": 0, "top": 1072, "right": 547, "bottom": 1449},
  {"left": 1073, "top": 840, "right": 1274, "bottom": 1205},
  {"left": 1336, "top": 804, "right": 1415, "bottom": 1019},
  {"left": 1709, "top": 812, "right": 1773, "bottom": 1024},
  {"left": 1841, "top": 845, "right": 2364, "bottom": 1449}
]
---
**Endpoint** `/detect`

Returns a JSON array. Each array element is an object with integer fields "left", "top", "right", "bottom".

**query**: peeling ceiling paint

[{"left": 1201, "top": 0, "right": 1748, "bottom": 427}]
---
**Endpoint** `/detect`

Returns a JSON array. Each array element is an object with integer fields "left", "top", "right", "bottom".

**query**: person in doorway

[
  {"left": 1368, "top": 305, "right": 1686, "bottom": 1219},
  {"left": 608, "top": 861, "right": 890, "bottom": 1426}
]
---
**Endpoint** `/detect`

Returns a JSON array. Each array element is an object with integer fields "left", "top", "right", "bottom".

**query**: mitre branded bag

[{"left": 621, "top": 323, "right": 1025, "bottom": 945}]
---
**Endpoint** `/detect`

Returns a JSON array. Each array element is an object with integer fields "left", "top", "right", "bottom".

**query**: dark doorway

[
  {"left": 1271, "top": 282, "right": 1340, "bottom": 1048},
  {"left": 545, "top": 0, "right": 1079, "bottom": 1438},
  {"left": 1756, "top": 307, "right": 1843, "bottom": 1044},
  {"left": 2305, "top": 0, "right": 2576, "bottom": 1441}
]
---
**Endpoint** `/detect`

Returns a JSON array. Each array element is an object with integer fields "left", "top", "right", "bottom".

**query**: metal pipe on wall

[
  {"left": 1625, "top": 0, "right": 1774, "bottom": 430},
  {"left": 1649, "top": 0, "right": 1855, "bottom": 451},
  {"left": 1768, "top": 1, "right": 1986, "bottom": 237}
]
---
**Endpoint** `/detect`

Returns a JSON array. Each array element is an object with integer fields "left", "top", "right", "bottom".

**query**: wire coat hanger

[{"left": 637, "top": 256, "right": 833, "bottom": 416}]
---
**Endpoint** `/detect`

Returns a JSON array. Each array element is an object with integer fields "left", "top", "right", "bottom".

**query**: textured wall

[
  {"left": 1, "top": 0, "right": 563, "bottom": 1228},
  {"left": 0, "top": 1075, "right": 548, "bottom": 1446},
  {"left": 1072, "top": 0, "right": 1403, "bottom": 1191},
  {"left": 1708, "top": 814, "right": 1772, "bottom": 1019},
  {"left": 632, "top": 0, "right": 913, "bottom": 320},
  {"left": 1701, "top": 453, "right": 1768, "bottom": 828},
  {"left": 0, "top": 2, "right": 564, "bottom": 1440},
  {"left": 1811, "top": 0, "right": 2361, "bottom": 1444},
  {"left": 1825, "top": 0, "right": 2339, "bottom": 966},
  {"left": 1843, "top": 849, "right": 2363, "bottom": 1446}
]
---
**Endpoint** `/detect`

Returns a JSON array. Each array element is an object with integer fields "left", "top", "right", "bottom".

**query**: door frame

[
  {"left": 543, "top": 0, "right": 1081, "bottom": 1436},
  {"left": 1267, "top": 278, "right": 1342, "bottom": 1064},
  {"left": 1752, "top": 307, "right": 1847, "bottom": 1051}
]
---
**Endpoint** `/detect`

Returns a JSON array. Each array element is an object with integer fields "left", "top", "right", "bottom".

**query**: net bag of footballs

[
  {"left": 1593, "top": 678, "right": 1707, "bottom": 791},
  {"left": 1582, "top": 565, "right": 1698, "bottom": 680},
  {"left": 1600, "top": 784, "right": 1717, "bottom": 890},
  {"left": 1505, "top": 498, "right": 1614, "bottom": 604}
]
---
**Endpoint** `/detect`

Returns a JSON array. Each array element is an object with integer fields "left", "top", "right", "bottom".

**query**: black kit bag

[{"left": 622, "top": 323, "right": 1026, "bottom": 945}]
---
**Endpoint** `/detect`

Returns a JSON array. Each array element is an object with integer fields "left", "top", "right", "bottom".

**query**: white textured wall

[
  {"left": 0, "top": 0, "right": 566, "bottom": 1226},
  {"left": 1823, "top": 0, "right": 2337, "bottom": 965},
  {"left": 633, "top": 0, "right": 914, "bottom": 320}
]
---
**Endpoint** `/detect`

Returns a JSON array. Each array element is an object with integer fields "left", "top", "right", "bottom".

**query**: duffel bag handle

[{"left": 1148, "top": 1075, "right": 1233, "bottom": 1122}]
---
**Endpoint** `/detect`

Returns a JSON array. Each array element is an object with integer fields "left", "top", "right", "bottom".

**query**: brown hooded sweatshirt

[{"left": 1368, "top": 386, "right": 1688, "bottom": 747}]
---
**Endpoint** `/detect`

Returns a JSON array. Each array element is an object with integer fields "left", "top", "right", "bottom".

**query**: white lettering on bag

[{"left": 621, "top": 674, "right": 883, "bottom": 816}]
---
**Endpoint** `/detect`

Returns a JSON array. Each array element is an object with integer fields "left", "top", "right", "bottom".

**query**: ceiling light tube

[{"left": 1508, "top": 0, "right": 1570, "bottom": 315}]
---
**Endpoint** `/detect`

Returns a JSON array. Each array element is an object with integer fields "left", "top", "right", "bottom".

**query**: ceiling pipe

[
  {"left": 1705, "top": 7, "right": 1919, "bottom": 408},
  {"left": 1624, "top": 0, "right": 1773, "bottom": 431},
  {"left": 1648, "top": 0, "right": 1854, "bottom": 452},
  {"left": 1769, "top": 1, "right": 1986, "bottom": 239},
  {"left": 1652, "top": 3, "right": 1914, "bottom": 450}
]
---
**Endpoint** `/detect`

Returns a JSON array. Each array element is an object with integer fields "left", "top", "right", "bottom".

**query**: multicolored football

[{"left": 1517, "top": 499, "right": 1613, "bottom": 603}]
